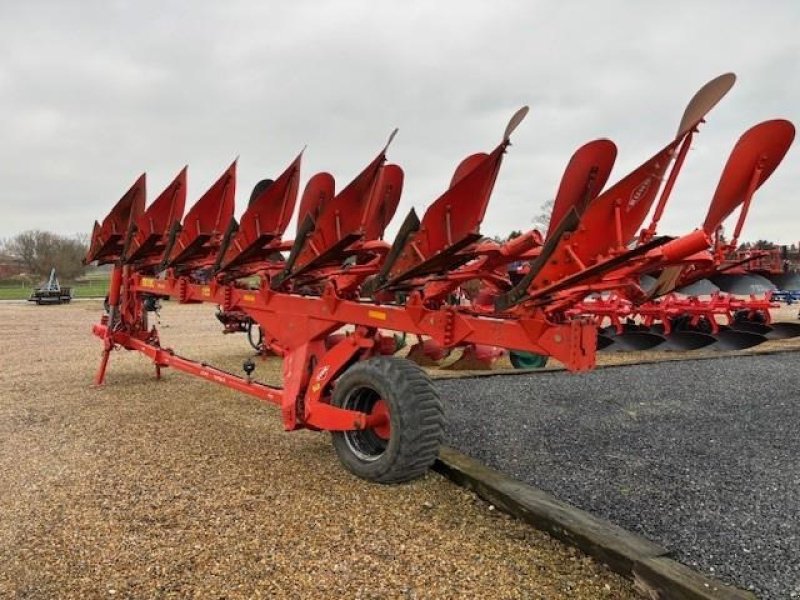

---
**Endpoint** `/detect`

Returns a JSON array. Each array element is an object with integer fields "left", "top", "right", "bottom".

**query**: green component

[
  {"left": 393, "top": 332, "right": 408, "bottom": 352},
  {"left": 509, "top": 351, "right": 548, "bottom": 370}
]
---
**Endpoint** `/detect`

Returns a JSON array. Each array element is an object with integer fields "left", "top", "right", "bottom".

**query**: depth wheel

[{"left": 331, "top": 356, "right": 444, "bottom": 484}]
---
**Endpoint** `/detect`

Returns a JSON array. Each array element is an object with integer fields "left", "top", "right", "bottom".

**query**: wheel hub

[{"left": 369, "top": 399, "right": 391, "bottom": 440}]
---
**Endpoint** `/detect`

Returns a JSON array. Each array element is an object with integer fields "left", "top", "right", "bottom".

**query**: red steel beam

[{"left": 133, "top": 274, "right": 596, "bottom": 371}]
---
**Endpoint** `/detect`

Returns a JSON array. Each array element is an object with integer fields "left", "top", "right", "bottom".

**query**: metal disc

[
  {"left": 769, "top": 272, "right": 800, "bottom": 291},
  {"left": 710, "top": 273, "right": 776, "bottom": 295},
  {"left": 657, "top": 330, "right": 717, "bottom": 352},
  {"left": 598, "top": 331, "right": 666, "bottom": 353},
  {"left": 730, "top": 321, "right": 772, "bottom": 335},
  {"left": 675, "top": 278, "right": 720, "bottom": 296},
  {"left": 707, "top": 330, "right": 766, "bottom": 351},
  {"left": 764, "top": 322, "right": 800, "bottom": 340}
]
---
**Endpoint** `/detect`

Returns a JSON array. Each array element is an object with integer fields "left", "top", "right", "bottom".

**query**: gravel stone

[
  {"left": 439, "top": 352, "right": 800, "bottom": 599},
  {"left": 0, "top": 301, "right": 634, "bottom": 599}
]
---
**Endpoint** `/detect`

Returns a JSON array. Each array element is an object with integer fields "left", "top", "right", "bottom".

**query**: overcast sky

[{"left": 1, "top": 0, "right": 798, "bottom": 245}]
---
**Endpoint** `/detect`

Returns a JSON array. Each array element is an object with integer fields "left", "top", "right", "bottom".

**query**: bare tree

[
  {"left": 3, "top": 230, "right": 88, "bottom": 281},
  {"left": 531, "top": 198, "right": 555, "bottom": 233},
  {"left": 488, "top": 230, "right": 524, "bottom": 244},
  {"left": 752, "top": 239, "right": 776, "bottom": 250}
]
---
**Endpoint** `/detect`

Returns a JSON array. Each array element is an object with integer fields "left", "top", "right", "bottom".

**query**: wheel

[
  {"left": 331, "top": 356, "right": 444, "bottom": 484},
  {"left": 509, "top": 350, "right": 548, "bottom": 369}
]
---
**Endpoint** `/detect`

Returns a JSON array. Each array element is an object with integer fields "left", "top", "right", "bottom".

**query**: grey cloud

[{"left": 0, "top": 0, "right": 798, "bottom": 243}]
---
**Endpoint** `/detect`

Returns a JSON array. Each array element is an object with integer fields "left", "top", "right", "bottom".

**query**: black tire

[{"left": 331, "top": 356, "right": 444, "bottom": 484}]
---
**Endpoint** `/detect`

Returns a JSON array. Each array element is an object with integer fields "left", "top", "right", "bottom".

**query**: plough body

[{"left": 86, "top": 73, "right": 796, "bottom": 481}]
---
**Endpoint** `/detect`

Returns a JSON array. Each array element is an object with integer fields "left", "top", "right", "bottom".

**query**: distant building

[{"left": 0, "top": 254, "right": 24, "bottom": 278}]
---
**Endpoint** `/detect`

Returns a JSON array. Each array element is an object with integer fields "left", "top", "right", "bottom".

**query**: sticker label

[
  {"left": 627, "top": 178, "right": 652, "bottom": 211},
  {"left": 368, "top": 310, "right": 387, "bottom": 321}
]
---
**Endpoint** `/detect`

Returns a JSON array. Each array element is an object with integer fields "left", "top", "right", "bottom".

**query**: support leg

[
  {"left": 93, "top": 339, "right": 112, "bottom": 387},
  {"left": 93, "top": 264, "right": 124, "bottom": 388}
]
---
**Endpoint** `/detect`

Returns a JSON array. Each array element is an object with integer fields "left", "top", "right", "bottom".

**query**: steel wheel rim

[{"left": 341, "top": 386, "right": 389, "bottom": 462}]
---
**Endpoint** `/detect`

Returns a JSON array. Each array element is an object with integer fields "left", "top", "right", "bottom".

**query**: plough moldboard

[{"left": 86, "top": 72, "right": 797, "bottom": 482}]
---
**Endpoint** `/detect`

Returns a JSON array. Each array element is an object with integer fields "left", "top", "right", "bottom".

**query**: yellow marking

[
  {"left": 140, "top": 277, "right": 155, "bottom": 288},
  {"left": 368, "top": 310, "right": 387, "bottom": 321},
  {"left": 202, "top": 286, "right": 211, "bottom": 297},
  {"left": 311, "top": 383, "right": 321, "bottom": 393},
  {"left": 243, "top": 293, "right": 256, "bottom": 302}
]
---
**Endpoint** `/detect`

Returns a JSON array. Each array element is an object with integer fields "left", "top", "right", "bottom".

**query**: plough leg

[{"left": 93, "top": 264, "right": 124, "bottom": 386}]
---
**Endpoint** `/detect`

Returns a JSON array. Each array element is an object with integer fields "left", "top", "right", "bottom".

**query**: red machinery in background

[
  {"left": 85, "top": 73, "right": 794, "bottom": 482},
  {"left": 565, "top": 118, "right": 798, "bottom": 352},
  {"left": 406, "top": 81, "right": 797, "bottom": 361}
]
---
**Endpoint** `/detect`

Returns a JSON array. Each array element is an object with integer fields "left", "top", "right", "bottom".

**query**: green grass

[
  {"left": 72, "top": 281, "right": 110, "bottom": 298},
  {"left": 0, "top": 287, "right": 31, "bottom": 300},
  {"left": 0, "top": 280, "right": 109, "bottom": 301}
]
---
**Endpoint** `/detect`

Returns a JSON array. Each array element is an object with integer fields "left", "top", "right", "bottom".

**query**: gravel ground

[
  {"left": 0, "top": 301, "right": 634, "bottom": 599},
  {"left": 439, "top": 354, "right": 800, "bottom": 599}
]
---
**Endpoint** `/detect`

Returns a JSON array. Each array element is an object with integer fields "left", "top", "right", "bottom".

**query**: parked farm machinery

[
  {"left": 565, "top": 115, "right": 799, "bottom": 353},
  {"left": 86, "top": 73, "right": 795, "bottom": 481},
  {"left": 28, "top": 268, "right": 73, "bottom": 305},
  {"left": 396, "top": 83, "right": 798, "bottom": 361}
]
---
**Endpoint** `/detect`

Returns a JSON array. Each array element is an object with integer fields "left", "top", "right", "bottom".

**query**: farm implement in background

[
  {"left": 567, "top": 117, "right": 799, "bottom": 352},
  {"left": 86, "top": 72, "right": 795, "bottom": 481},
  {"left": 28, "top": 268, "right": 73, "bottom": 305},
  {"left": 713, "top": 245, "right": 800, "bottom": 301},
  {"left": 404, "top": 75, "right": 797, "bottom": 362}
]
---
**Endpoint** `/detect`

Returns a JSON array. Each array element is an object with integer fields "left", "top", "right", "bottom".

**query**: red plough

[
  {"left": 573, "top": 118, "right": 798, "bottom": 352},
  {"left": 86, "top": 73, "right": 795, "bottom": 481},
  {"left": 163, "top": 162, "right": 236, "bottom": 275},
  {"left": 125, "top": 168, "right": 187, "bottom": 273}
]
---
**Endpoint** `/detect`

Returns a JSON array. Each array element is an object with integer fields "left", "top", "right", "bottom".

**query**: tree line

[
  {"left": 0, "top": 225, "right": 794, "bottom": 283},
  {"left": 0, "top": 231, "right": 89, "bottom": 281}
]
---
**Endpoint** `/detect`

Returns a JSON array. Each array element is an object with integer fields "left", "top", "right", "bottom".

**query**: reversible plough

[
  {"left": 406, "top": 77, "right": 797, "bottom": 361},
  {"left": 561, "top": 116, "right": 799, "bottom": 353},
  {"left": 86, "top": 73, "right": 795, "bottom": 482}
]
